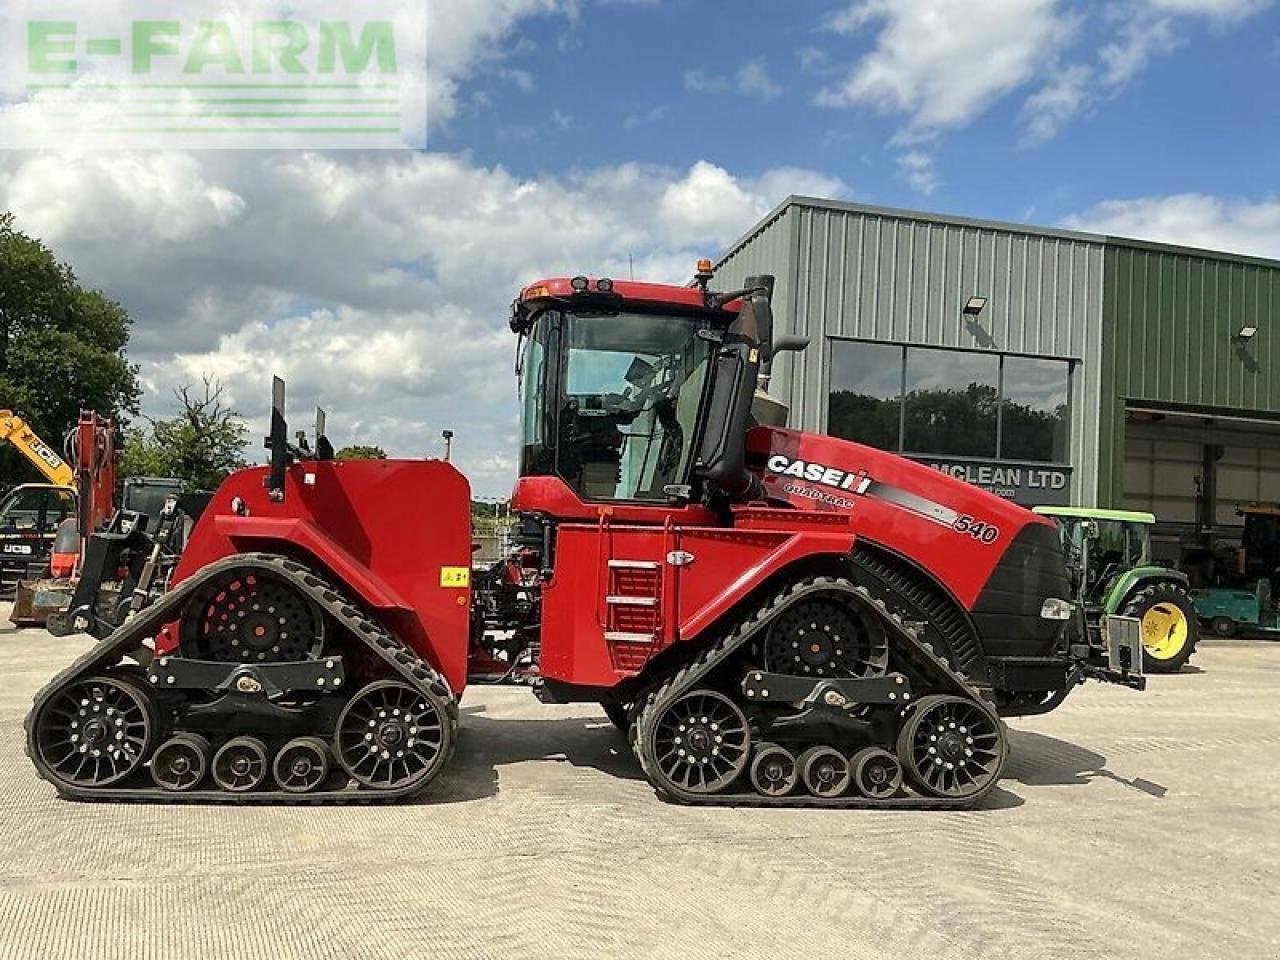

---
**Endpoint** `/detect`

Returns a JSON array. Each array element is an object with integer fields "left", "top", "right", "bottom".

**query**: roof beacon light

[
  {"left": 596, "top": 278, "right": 614, "bottom": 293},
  {"left": 694, "top": 258, "right": 715, "bottom": 292},
  {"left": 570, "top": 276, "right": 590, "bottom": 292}
]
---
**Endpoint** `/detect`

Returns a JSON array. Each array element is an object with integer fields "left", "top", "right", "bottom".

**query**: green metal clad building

[{"left": 715, "top": 197, "right": 1280, "bottom": 555}]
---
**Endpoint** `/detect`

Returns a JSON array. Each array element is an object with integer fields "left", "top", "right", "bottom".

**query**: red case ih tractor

[{"left": 26, "top": 267, "right": 1143, "bottom": 806}]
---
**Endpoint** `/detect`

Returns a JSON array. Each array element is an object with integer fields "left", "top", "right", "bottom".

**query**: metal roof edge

[{"left": 717, "top": 195, "right": 1280, "bottom": 273}]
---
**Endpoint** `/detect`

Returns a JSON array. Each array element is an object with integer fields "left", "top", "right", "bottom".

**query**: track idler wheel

[
  {"left": 151, "top": 734, "right": 211, "bottom": 792},
  {"left": 646, "top": 689, "right": 751, "bottom": 795},
  {"left": 850, "top": 746, "right": 903, "bottom": 799},
  {"left": 750, "top": 743, "right": 799, "bottom": 797},
  {"left": 273, "top": 737, "right": 330, "bottom": 793},
  {"left": 896, "top": 694, "right": 1007, "bottom": 801},
  {"left": 212, "top": 736, "right": 269, "bottom": 792},
  {"left": 32, "top": 674, "right": 157, "bottom": 789},
  {"left": 334, "top": 680, "right": 452, "bottom": 792},
  {"left": 798, "top": 746, "right": 851, "bottom": 797}
]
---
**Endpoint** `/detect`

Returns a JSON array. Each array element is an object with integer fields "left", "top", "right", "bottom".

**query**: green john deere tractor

[{"left": 1034, "top": 507, "right": 1199, "bottom": 673}]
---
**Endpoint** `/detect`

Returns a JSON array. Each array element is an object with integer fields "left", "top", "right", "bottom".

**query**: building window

[
  {"left": 903, "top": 347, "right": 999, "bottom": 458},
  {"left": 1000, "top": 356, "right": 1071, "bottom": 464},
  {"left": 827, "top": 341, "right": 902, "bottom": 451},
  {"left": 827, "top": 340, "right": 1073, "bottom": 464}
]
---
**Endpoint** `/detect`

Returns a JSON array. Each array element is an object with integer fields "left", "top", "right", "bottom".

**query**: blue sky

[
  {"left": 442, "top": 0, "right": 1280, "bottom": 230},
  {"left": 1, "top": 0, "right": 1277, "bottom": 496}
]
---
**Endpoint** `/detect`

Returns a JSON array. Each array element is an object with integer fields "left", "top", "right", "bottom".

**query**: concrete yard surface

[{"left": 1, "top": 612, "right": 1278, "bottom": 960}]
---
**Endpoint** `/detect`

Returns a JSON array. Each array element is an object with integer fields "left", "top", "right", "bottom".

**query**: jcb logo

[
  {"left": 30, "top": 440, "right": 64, "bottom": 470},
  {"left": 2, "top": 543, "right": 32, "bottom": 554}
]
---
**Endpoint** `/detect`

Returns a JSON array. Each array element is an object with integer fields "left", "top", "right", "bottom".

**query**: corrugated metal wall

[
  {"left": 1099, "top": 244, "right": 1280, "bottom": 506},
  {"left": 716, "top": 199, "right": 1107, "bottom": 504}
]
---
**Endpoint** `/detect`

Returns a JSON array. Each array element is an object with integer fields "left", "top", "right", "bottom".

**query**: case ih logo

[{"left": 765, "top": 455, "right": 872, "bottom": 494}]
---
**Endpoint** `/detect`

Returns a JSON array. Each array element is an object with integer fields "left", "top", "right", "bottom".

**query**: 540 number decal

[{"left": 953, "top": 514, "right": 1000, "bottom": 545}]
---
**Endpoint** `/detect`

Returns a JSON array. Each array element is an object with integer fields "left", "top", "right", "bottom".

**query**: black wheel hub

[
  {"left": 183, "top": 572, "right": 325, "bottom": 663},
  {"left": 651, "top": 689, "right": 752, "bottom": 795},
  {"left": 898, "top": 695, "right": 1005, "bottom": 799},
  {"left": 335, "top": 681, "right": 448, "bottom": 791},
  {"left": 34, "top": 676, "right": 156, "bottom": 788},
  {"left": 763, "top": 598, "right": 889, "bottom": 679}
]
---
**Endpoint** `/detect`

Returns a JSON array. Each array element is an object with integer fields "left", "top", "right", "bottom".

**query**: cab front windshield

[
  {"left": 520, "top": 309, "right": 714, "bottom": 502},
  {"left": 0, "top": 486, "right": 75, "bottom": 533}
]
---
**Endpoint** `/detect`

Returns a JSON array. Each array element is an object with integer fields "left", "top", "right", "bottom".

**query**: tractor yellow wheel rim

[{"left": 1141, "top": 604, "right": 1188, "bottom": 660}]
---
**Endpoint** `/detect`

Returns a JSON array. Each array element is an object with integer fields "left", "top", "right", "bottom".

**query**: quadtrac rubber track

[
  {"left": 25, "top": 553, "right": 459, "bottom": 805},
  {"left": 632, "top": 575, "right": 1009, "bottom": 809}
]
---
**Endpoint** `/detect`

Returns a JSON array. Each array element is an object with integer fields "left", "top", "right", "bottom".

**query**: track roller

[
  {"left": 212, "top": 736, "right": 269, "bottom": 792},
  {"left": 273, "top": 737, "right": 330, "bottom": 793},
  {"left": 750, "top": 743, "right": 798, "bottom": 797},
  {"left": 849, "top": 746, "right": 902, "bottom": 799},
  {"left": 798, "top": 746, "right": 851, "bottom": 798},
  {"left": 896, "top": 694, "right": 1007, "bottom": 800},
  {"left": 150, "top": 734, "right": 211, "bottom": 792}
]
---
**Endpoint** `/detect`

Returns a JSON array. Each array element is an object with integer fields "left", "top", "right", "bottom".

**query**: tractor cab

[
  {"left": 509, "top": 268, "right": 803, "bottom": 516},
  {"left": 1037, "top": 507, "right": 1156, "bottom": 601}
]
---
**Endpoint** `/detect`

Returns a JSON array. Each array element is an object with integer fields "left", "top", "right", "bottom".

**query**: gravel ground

[{"left": 1, "top": 610, "right": 1277, "bottom": 960}]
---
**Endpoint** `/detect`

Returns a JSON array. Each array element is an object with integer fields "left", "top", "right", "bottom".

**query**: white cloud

[
  {"left": 0, "top": 151, "right": 846, "bottom": 496},
  {"left": 819, "top": 0, "right": 1271, "bottom": 146},
  {"left": 1062, "top": 193, "right": 1280, "bottom": 259},
  {"left": 736, "top": 62, "right": 783, "bottom": 101},
  {"left": 1021, "top": 64, "right": 1092, "bottom": 145},
  {"left": 895, "top": 151, "right": 939, "bottom": 195},
  {"left": 817, "top": 0, "right": 1075, "bottom": 139},
  {"left": 684, "top": 62, "right": 783, "bottom": 101}
]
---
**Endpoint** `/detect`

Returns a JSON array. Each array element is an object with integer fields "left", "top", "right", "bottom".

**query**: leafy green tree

[
  {"left": 0, "top": 214, "right": 140, "bottom": 483},
  {"left": 120, "top": 377, "right": 248, "bottom": 491},
  {"left": 336, "top": 444, "right": 387, "bottom": 460}
]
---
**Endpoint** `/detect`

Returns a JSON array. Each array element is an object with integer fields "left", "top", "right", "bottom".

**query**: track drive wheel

[
  {"left": 643, "top": 689, "right": 751, "bottom": 796},
  {"left": 334, "top": 680, "right": 453, "bottom": 792},
  {"left": 181, "top": 569, "right": 326, "bottom": 664},
  {"left": 798, "top": 746, "right": 851, "bottom": 798},
  {"left": 896, "top": 695, "right": 1006, "bottom": 801},
  {"left": 151, "top": 734, "right": 211, "bottom": 792},
  {"left": 33, "top": 674, "right": 157, "bottom": 789},
  {"left": 850, "top": 746, "right": 902, "bottom": 799},
  {"left": 760, "top": 595, "right": 889, "bottom": 679},
  {"left": 212, "top": 737, "right": 269, "bottom": 792},
  {"left": 1121, "top": 582, "right": 1200, "bottom": 673},
  {"left": 750, "top": 743, "right": 798, "bottom": 797}
]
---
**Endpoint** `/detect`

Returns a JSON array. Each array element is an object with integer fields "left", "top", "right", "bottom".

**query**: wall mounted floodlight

[
  {"left": 963, "top": 296, "right": 989, "bottom": 317},
  {"left": 1235, "top": 325, "right": 1258, "bottom": 341}
]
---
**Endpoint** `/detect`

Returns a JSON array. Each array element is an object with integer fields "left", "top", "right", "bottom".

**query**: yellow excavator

[{"left": 0, "top": 410, "right": 77, "bottom": 590}]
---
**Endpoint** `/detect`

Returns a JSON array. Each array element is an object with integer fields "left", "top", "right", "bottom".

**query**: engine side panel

[
  {"left": 747, "top": 427, "right": 1068, "bottom": 657},
  {"left": 170, "top": 459, "right": 475, "bottom": 692}
]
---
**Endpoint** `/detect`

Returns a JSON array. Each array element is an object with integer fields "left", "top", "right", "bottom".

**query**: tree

[
  {"left": 0, "top": 214, "right": 141, "bottom": 484},
  {"left": 336, "top": 444, "right": 387, "bottom": 460},
  {"left": 120, "top": 376, "right": 249, "bottom": 491}
]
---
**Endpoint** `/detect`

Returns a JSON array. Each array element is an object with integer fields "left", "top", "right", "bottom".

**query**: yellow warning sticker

[
  {"left": 440, "top": 566, "right": 471, "bottom": 588},
  {"left": 748, "top": 348, "right": 759, "bottom": 364}
]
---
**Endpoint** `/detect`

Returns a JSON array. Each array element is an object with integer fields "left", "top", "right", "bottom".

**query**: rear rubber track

[
  {"left": 632, "top": 574, "right": 1007, "bottom": 809},
  {"left": 25, "top": 553, "right": 459, "bottom": 804}
]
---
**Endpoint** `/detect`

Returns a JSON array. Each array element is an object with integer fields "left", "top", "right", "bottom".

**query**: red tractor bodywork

[{"left": 166, "top": 459, "right": 475, "bottom": 692}]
